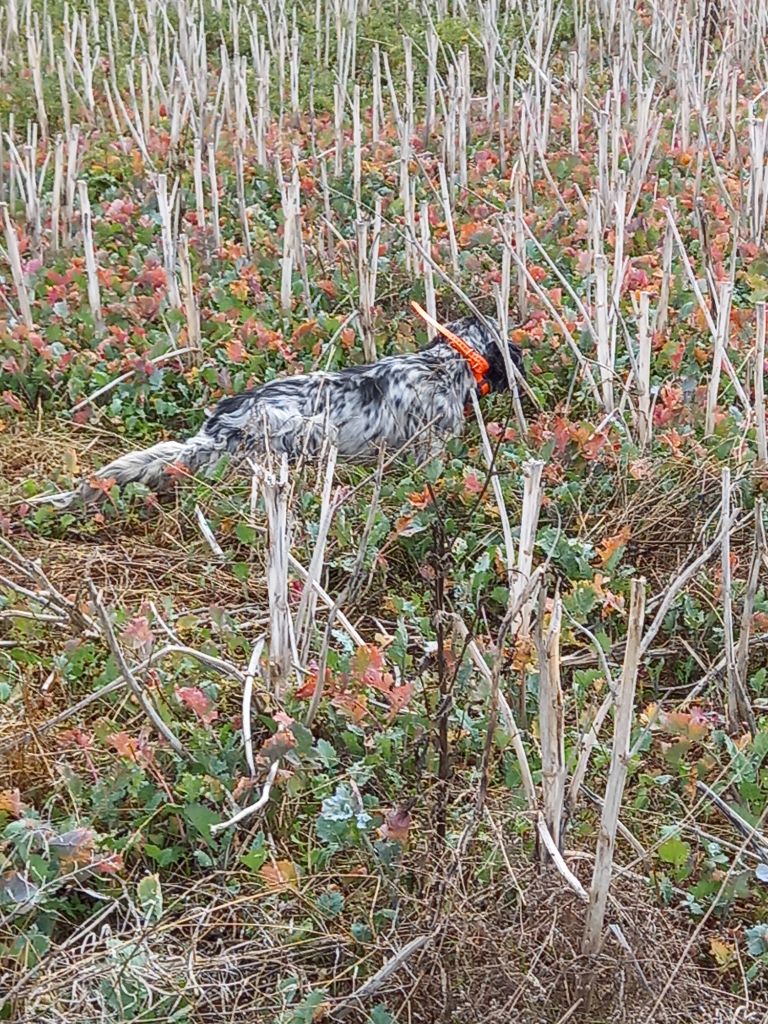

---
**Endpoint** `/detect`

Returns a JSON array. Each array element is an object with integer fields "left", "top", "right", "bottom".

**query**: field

[{"left": 2, "top": 0, "right": 768, "bottom": 1020}]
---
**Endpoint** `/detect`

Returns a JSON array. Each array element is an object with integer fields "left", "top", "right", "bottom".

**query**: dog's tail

[{"left": 29, "top": 431, "right": 225, "bottom": 510}]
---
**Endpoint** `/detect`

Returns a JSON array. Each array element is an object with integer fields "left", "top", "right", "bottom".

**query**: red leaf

[
  {"left": 1, "top": 390, "right": 23, "bottom": 413},
  {"left": 59, "top": 727, "right": 95, "bottom": 750},
  {"left": 463, "top": 471, "right": 484, "bottom": 496},
  {"left": 225, "top": 338, "right": 247, "bottom": 363},
  {"left": 387, "top": 682, "right": 413, "bottom": 715},
  {"left": 107, "top": 731, "right": 139, "bottom": 760},
  {"left": 122, "top": 615, "right": 154, "bottom": 651},
  {"left": 175, "top": 686, "right": 218, "bottom": 726},
  {"left": 94, "top": 853, "right": 124, "bottom": 875}
]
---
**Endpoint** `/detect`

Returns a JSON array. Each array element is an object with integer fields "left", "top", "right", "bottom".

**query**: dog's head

[{"left": 439, "top": 316, "right": 525, "bottom": 394}]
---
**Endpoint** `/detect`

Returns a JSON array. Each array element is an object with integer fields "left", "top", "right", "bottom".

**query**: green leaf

[
  {"left": 746, "top": 923, "right": 768, "bottom": 957},
  {"left": 144, "top": 843, "right": 181, "bottom": 868},
  {"left": 290, "top": 989, "right": 329, "bottom": 1023},
  {"left": 240, "top": 848, "right": 267, "bottom": 871},
  {"left": 240, "top": 835, "right": 267, "bottom": 872},
  {"left": 316, "top": 739, "right": 338, "bottom": 767},
  {"left": 658, "top": 836, "right": 691, "bottom": 868},
  {"left": 369, "top": 1006, "right": 396, "bottom": 1024},
  {"left": 316, "top": 889, "right": 344, "bottom": 918},
  {"left": 235, "top": 522, "right": 258, "bottom": 545},
  {"left": 183, "top": 803, "right": 221, "bottom": 847},
  {"left": 137, "top": 873, "right": 163, "bottom": 922}
]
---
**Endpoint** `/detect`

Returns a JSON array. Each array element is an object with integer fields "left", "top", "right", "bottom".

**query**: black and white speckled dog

[{"left": 36, "top": 313, "right": 524, "bottom": 509}]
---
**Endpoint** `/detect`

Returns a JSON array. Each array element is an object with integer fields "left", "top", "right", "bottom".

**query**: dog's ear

[
  {"left": 510, "top": 340, "right": 525, "bottom": 379},
  {"left": 484, "top": 338, "right": 525, "bottom": 392}
]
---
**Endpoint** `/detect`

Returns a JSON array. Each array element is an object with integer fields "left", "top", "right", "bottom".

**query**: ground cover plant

[{"left": 2, "top": 0, "right": 768, "bottom": 1020}]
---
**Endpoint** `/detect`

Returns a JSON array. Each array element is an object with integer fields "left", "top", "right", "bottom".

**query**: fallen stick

[
  {"left": 210, "top": 759, "right": 279, "bottom": 833},
  {"left": 243, "top": 636, "right": 265, "bottom": 778},
  {"left": 88, "top": 583, "right": 189, "bottom": 759},
  {"left": 537, "top": 813, "right": 589, "bottom": 901},
  {"left": 333, "top": 931, "right": 437, "bottom": 1012},
  {"left": 695, "top": 781, "right": 768, "bottom": 861}
]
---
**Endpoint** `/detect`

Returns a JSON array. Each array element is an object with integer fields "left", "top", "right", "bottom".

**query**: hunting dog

[{"left": 34, "top": 307, "right": 524, "bottom": 509}]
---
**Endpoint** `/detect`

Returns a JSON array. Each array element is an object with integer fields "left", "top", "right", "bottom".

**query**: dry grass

[{"left": 2, "top": 795, "right": 765, "bottom": 1023}]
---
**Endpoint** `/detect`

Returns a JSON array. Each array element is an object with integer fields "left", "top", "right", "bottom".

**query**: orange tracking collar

[{"left": 411, "top": 300, "right": 491, "bottom": 396}]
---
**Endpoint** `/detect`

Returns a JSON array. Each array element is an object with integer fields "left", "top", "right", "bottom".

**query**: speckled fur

[{"left": 39, "top": 317, "right": 523, "bottom": 508}]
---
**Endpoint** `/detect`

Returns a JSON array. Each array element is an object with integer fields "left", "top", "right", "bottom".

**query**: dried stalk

[
  {"left": 243, "top": 636, "right": 266, "bottom": 778},
  {"left": 177, "top": 234, "right": 202, "bottom": 366},
  {"left": 512, "top": 460, "right": 545, "bottom": 635},
  {"left": 721, "top": 469, "right": 754, "bottom": 732},
  {"left": 294, "top": 445, "right": 339, "bottom": 658},
  {"left": 735, "top": 500, "right": 765, "bottom": 714},
  {"left": 254, "top": 455, "right": 293, "bottom": 695},
  {"left": 207, "top": 143, "right": 221, "bottom": 250},
  {"left": 537, "top": 592, "right": 565, "bottom": 855},
  {"left": 88, "top": 583, "right": 188, "bottom": 759},
  {"left": 155, "top": 173, "right": 180, "bottom": 307},
  {"left": 705, "top": 282, "right": 732, "bottom": 435},
  {"left": 210, "top": 760, "right": 279, "bottom": 833},
  {"left": 420, "top": 201, "right": 437, "bottom": 324},
  {"left": 756, "top": 301, "right": 767, "bottom": 467},
  {"left": 441, "top": 608, "right": 539, "bottom": 813},
  {"left": 1, "top": 203, "right": 33, "bottom": 328},
  {"left": 77, "top": 180, "right": 103, "bottom": 332},
  {"left": 635, "top": 291, "right": 652, "bottom": 446},
  {"left": 583, "top": 578, "right": 646, "bottom": 955}
]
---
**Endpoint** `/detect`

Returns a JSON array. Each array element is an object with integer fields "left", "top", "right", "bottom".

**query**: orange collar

[{"left": 411, "top": 300, "right": 491, "bottom": 396}]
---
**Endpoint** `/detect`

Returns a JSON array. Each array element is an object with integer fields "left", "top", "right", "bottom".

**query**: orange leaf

[
  {"left": 596, "top": 525, "right": 631, "bottom": 565},
  {"left": 0, "top": 789, "right": 23, "bottom": 816},
  {"left": 710, "top": 937, "right": 736, "bottom": 968},
  {"left": 332, "top": 691, "right": 368, "bottom": 723},
  {"left": 225, "top": 338, "right": 247, "bottom": 363},
  {"left": 87, "top": 475, "right": 116, "bottom": 495},
  {"left": 259, "top": 858, "right": 297, "bottom": 889},
  {"left": 317, "top": 279, "right": 337, "bottom": 299},
  {"left": 257, "top": 730, "right": 296, "bottom": 763},
  {"left": 407, "top": 487, "right": 433, "bottom": 509},
  {"left": 107, "top": 731, "right": 139, "bottom": 760},
  {"left": 291, "top": 318, "right": 318, "bottom": 343},
  {"left": 387, "top": 682, "right": 413, "bottom": 714}
]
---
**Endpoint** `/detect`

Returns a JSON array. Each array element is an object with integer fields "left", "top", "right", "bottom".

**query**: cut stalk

[
  {"left": 76, "top": 179, "right": 102, "bottom": 333},
  {"left": 582, "top": 578, "right": 646, "bottom": 955}
]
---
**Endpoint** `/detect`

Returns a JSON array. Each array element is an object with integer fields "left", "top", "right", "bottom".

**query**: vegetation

[{"left": 1, "top": 0, "right": 768, "bottom": 1020}]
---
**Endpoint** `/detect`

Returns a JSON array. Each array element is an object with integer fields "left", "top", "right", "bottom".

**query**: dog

[{"left": 32, "top": 310, "right": 524, "bottom": 509}]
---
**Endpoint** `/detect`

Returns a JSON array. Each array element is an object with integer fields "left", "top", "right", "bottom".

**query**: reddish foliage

[{"left": 175, "top": 686, "right": 218, "bottom": 726}]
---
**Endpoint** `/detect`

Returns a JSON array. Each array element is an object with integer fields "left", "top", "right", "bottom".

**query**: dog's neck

[{"left": 412, "top": 302, "right": 491, "bottom": 395}]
